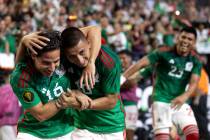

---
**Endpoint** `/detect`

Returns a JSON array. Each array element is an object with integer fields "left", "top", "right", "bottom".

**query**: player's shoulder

[
  {"left": 157, "top": 46, "right": 174, "bottom": 52},
  {"left": 190, "top": 50, "right": 200, "bottom": 59},
  {"left": 97, "top": 46, "right": 121, "bottom": 69},
  {"left": 10, "top": 61, "right": 35, "bottom": 88},
  {"left": 189, "top": 50, "right": 202, "bottom": 63}
]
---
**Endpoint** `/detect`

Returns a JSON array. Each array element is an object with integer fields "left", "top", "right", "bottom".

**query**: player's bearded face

[
  {"left": 33, "top": 49, "right": 60, "bottom": 77},
  {"left": 176, "top": 31, "right": 196, "bottom": 55},
  {"left": 65, "top": 40, "right": 90, "bottom": 68}
]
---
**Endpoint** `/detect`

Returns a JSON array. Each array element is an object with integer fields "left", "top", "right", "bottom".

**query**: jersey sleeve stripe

[
  {"left": 18, "top": 70, "right": 24, "bottom": 88},
  {"left": 190, "top": 50, "right": 201, "bottom": 60},
  {"left": 18, "top": 70, "right": 31, "bottom": 88},
  {"left": 158, "top": 46, "right": 174, "bottom": 52},
  {"left": 99, "top": 49, "right": 115, "bottom": 69}
]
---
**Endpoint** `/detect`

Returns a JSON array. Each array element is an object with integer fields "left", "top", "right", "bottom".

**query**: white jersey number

[
  {"left": 168, "top": 66, "right": 183, "bottom": 78},
  {"left": 42, "top": 82, "right": 64, "bottom": 100}
]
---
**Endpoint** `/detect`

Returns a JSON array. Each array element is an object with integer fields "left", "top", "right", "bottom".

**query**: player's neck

[
  {"left": 176, "top": 46, "right": 190, "bottom": 57},
  {"left": 178, "top": 51, "right": 189, "bottom": 57}
]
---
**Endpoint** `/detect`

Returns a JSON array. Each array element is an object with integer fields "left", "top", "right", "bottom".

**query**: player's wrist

[
  {"left": 87, "top": 102, "right": 93, "bottom": 110},
  {"left": 88, "top": 58, "right": 95, "bottom": 64},
  {"left": 54, "top": 100, "right": 61, "bottom": 110}
]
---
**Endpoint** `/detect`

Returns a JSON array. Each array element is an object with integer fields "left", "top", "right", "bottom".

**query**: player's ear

[
  {"left": 174, "top": 35, "right": 179, "bottom": 42},
  {"left": 191, "top": 41, "right": 196, "bottom": 50}
]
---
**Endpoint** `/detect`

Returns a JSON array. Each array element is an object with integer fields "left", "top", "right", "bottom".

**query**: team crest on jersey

[
  {"left": 22, "top": 91, "right": 34, "bottom": 103},
  {"left": 185, "top": 62, "right": 193, "bottom": 72}
]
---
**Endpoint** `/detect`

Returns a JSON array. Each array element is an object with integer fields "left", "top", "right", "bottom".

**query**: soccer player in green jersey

[
  {"left": 10, "top": 26, "right": 101, "bottom": 140},
  {"left": 10, "top": 31, "right": 78, "bottom": 140},
  {"left": 122, "top": 27, "right": 202, "bottom": 140},
  {"left": 57, "top": 27, "right": 125, "bottom": 140}
]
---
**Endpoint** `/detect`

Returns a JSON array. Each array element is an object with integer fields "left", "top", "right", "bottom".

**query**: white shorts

[
  {"left": 71, "top": 129, "right": 125, "bottom": 140},
  {"left": 17, "top": 131, "right": 72, "bottom": 140},
  {"left": 124, "top": 105, "right": 138, "bottom": 130},
  {"left": 152, "top": 102, "right": 197, "bottom": 134},
  {"left": 0, "top": 125, "right": 17, "bottom": 140}
]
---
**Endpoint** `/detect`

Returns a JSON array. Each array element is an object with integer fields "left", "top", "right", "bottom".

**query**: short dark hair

[
  {"left": 180, "top": 26, "right": 197, "bottom": 39},
  {"left": 61, "top": 27, "right": 86, "bottom": 50},
  {"left": 117, "top": 49, "right": 132, "bottom": 57},
  {"left": 35, "top": 31, "right": 61, "bottom": 56}
]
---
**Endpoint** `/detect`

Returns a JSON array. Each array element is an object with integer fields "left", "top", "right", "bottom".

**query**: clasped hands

[{"left": 55, "top": 88, "right": 92, "bottom": 110}]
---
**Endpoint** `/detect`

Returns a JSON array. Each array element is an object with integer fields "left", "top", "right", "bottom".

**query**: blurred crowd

[
  {"left": 0, "top": 0, "right": 210, "bottom": 139},
  {"left": 0, "top": 0, "right": 210, "bottom": 73}
]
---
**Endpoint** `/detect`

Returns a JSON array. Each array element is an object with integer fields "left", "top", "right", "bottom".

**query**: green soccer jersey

[
  {"left": 67, "top": 46, "right": 125, "bottom": 133},
  {"left": 10, "top": 60, "right": 74, "bottom": 138},
  {"left": 147, "top": 47, "right": 202, "bottom": 103}
]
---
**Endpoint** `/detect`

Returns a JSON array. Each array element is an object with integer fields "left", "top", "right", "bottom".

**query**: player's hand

[
  {"left": 76, "top": 92, "right": 92, "bottom": 110},
  {"left": 21, "top": 31, "right": 50, "bottom": 55},
  {"left": 171, "top": 94, "right": 188, "bottom": 110},
  {"left": 80, "top": 60, "right": 95, "bottom": 90},
  {"left": 57, "top": 92, "right": 81, "bottom": 109},
  {"left": 68, "top": 89, "right": 92, "bottom": 110}
]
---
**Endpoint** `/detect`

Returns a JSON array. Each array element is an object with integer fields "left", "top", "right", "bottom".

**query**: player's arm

[
  {"left": 80, "top": 25, "right": 101, "bottom": 65},
  {"left": 26, "top": 100, "right": 61, "bottom": 122},
  {"left": 183, "top": 74, "right": 200, "bottom": 99},
  {"left": 89, "top": 94, "right": 118, "bottom": 110},
  {"left": 28, "top": 90, "right": 92, "bottom": 120},
  {"left": 121, "top": 72, "right": 139, "bottom": 90},
  {"left": 171, "top": 74, "right": 200, "bottom": 108},
  {"left": 15, "top": 32, "right": 49, "bottom": 63},
  {"left": 56, "top": 89, "right": 92, "bottom": 110},
  {"left": 122, "top": 47, "right": 162, "bottom": 85},
  {"left": 122, "top": 56, "right": 150, "bottom": 83},
  {"left": 79, "top": 26, "right": 101, "bottom": 89},
  {"left": 89, "top": 56, "right": 122, "bottom": 110},
  {"left": 11, "top": 88, "right": 62, "bottom": 122},
  {"left": 121, "top": 66, "right": 154, "bottom": 89}
]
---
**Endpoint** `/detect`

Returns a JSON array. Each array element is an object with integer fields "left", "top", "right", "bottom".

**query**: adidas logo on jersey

[{"left": 169, "top": 59, "right": 175, "bottom": 64}]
